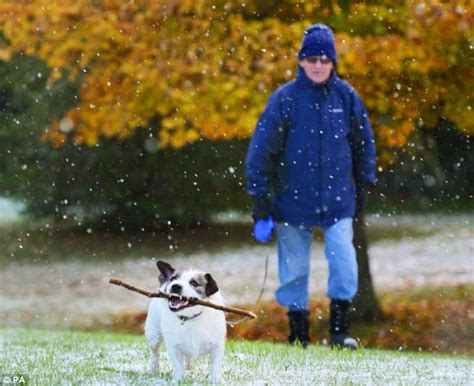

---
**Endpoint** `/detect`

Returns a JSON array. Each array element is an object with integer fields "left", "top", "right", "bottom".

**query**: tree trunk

[{"left": 352, "top": 210, "right": 383, "bottom": 322}]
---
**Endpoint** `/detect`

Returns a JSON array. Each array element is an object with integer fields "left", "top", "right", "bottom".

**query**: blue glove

[{"left": 253, "top": 216, "right": 275, "bottom": 243}]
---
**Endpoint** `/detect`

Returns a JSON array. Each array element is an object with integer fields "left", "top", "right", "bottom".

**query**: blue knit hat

[{"left": 298, "top": 23, "right": 337, "bottom": 64}]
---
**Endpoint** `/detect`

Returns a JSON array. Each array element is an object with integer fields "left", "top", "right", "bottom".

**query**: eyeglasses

[{"left": 304, "top": 55, "right": 332, "bottom": 65}]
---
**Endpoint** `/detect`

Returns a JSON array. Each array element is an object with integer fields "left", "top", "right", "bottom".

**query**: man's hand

[
  {"left": 253, "top": 216, "right": 275, "bottom": 243},
  {"left": 251, "top": 195, "right": 275, "bottom": 242}
]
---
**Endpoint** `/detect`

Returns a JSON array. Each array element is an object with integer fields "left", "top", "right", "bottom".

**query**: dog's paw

[
  {"left": 172, "top": 371, "right": 185, "bottom": 383},
  {"left": 149, "top": 366, "right": 160, "bottom": 374},
  {"left": 149, "top": 359, "right": 159, "bottom": 374}
]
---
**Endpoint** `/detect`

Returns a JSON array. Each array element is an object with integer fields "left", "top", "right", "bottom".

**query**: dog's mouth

[{"left": 168, "top": 295, "right": 192, "bottom": 312}]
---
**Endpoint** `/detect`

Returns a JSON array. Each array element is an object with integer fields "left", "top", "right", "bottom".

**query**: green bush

[
  {"left": 18, "top": 132, "right": 249, "bottom": 229},
  {"left": 374, "top": 121, "right": 473, "bottom": 212}
]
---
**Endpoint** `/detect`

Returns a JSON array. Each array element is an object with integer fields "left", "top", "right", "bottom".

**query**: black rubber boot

[
  {"left": 329, "top": 299, "right": 358, "bottom": 350},
  {"left": 287, "top": 310, "right": 310, "bottom": 348}
]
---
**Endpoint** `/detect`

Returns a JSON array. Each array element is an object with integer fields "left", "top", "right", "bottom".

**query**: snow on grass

[{"left": 1, "top": 328, "right": 473, "bottom": 385}]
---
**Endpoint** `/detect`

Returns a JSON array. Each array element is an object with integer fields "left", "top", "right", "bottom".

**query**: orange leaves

[
  {"left": 41, "top": 121, "right": 66, "bottom": 148},
  {"left": 0, "top": 0, "right": 471, "bottom": 156},
  {"left": 109, "top": 285, "right": 474, "bottom": 354},
  {"left": 380, "top": 121, "right": 415, "bottom": 149},
  {"left": 339, "top": 1, "right": 473, "bottom": 161}
]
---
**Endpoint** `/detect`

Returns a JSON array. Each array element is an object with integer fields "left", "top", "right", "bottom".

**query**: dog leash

[
  {"left": 255, "top": 253, "right": 270, "bottom": 304},
  {"left": 226, "top": 253, "right": 269, "bottom": 326}
]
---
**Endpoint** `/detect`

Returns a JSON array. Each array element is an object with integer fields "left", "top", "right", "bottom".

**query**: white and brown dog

[{"left": 145, "top": 261, "right": 226, "bottom": 383}]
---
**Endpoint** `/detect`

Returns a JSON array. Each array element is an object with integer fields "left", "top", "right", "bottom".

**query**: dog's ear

[
  {"left": 156, "top": 261, "right": 176, "bottom": 283},
  {"left": 204, "top": 273, "right": 219, "bottom": 297}
]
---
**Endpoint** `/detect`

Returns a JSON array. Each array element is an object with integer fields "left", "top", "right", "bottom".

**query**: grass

[{"left": 1, "top": 328, "right": 473, "bottom": 385}]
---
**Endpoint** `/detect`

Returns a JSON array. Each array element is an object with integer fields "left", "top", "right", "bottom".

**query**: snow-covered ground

[
  {"left": 0, "top": 213, "right": 472, "bottom": 329},
  {"left": 1, "top": 328, "right": 473, "bottom": 385}
]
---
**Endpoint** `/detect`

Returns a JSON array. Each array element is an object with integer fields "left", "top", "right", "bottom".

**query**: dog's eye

[
  {"left": 190, "top": 279, "right": 199, "bottom": 287},
  {"left": 170, "top": 275, "right": 178, "bottom": 281}
]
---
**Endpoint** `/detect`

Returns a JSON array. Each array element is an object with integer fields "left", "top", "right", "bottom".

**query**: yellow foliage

[
  {"left": 0, "top": 0, "right": 471, "bottom": 165},
  {"left": 0, "top": 47, "right": 11, "bottom": 61}
]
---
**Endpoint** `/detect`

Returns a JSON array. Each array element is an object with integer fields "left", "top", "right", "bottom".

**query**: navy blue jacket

[{"left": 245, "top": 67, "right": 376, "bottom": 228}]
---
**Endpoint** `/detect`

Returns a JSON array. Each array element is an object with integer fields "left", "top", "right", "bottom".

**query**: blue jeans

[{"left": 275, "top": 218, "right": 358, "bottom": 311}]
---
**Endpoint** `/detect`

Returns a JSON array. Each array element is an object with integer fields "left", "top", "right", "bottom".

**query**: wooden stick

[{"left": 109, "top": 278, "right": 257, "bottom": 319}]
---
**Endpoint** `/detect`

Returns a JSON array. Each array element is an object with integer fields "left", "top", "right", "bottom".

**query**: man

[{"left": 245, "top": 23, "right": 376, "bottom": 349}]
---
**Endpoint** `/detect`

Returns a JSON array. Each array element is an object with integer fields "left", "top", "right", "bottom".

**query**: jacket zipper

[{"left": 320, "top": 85, "right": 329, "bottom": 223}]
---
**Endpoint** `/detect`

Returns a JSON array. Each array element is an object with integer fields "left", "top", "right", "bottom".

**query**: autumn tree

[
  {"left": 1, "top": 1, "right": 470, "bottom": 150},
  {"left": 1, "top": 0, "right": 472, "bottom": 320}
]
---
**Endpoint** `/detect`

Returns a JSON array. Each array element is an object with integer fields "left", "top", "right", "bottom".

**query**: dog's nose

[{"left": 170, "top": 284, "right": 182, "bottom": 294}]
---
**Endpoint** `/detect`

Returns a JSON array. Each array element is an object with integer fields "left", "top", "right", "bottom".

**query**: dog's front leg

[
  {"left": 146, "top": 331, "right": 162, "bottom": 374},
  {"left": 210, "top": 342, "right": 224, "bottom": 384},
  {"left": 149, "top": 342, "right": 160, "bottom": 374},
  {"left": 144, "top": 300, "right": 163, "bottom": 374},
  {"left": 168, "top": 346, "right": 186, "bottom": 382}
]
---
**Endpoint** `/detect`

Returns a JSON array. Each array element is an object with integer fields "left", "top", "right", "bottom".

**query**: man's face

[{"left": 299, "top": 55, "right": 334, "bottom": 84}]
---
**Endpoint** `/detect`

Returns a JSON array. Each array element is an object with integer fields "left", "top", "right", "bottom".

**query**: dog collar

[{"left": 177, "top": 311, "right": 203, "bottom": 325}]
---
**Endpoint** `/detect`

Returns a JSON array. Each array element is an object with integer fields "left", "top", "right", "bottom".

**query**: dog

[{"left": 145, "top": 260, "right": 226, "bottom": 383}]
